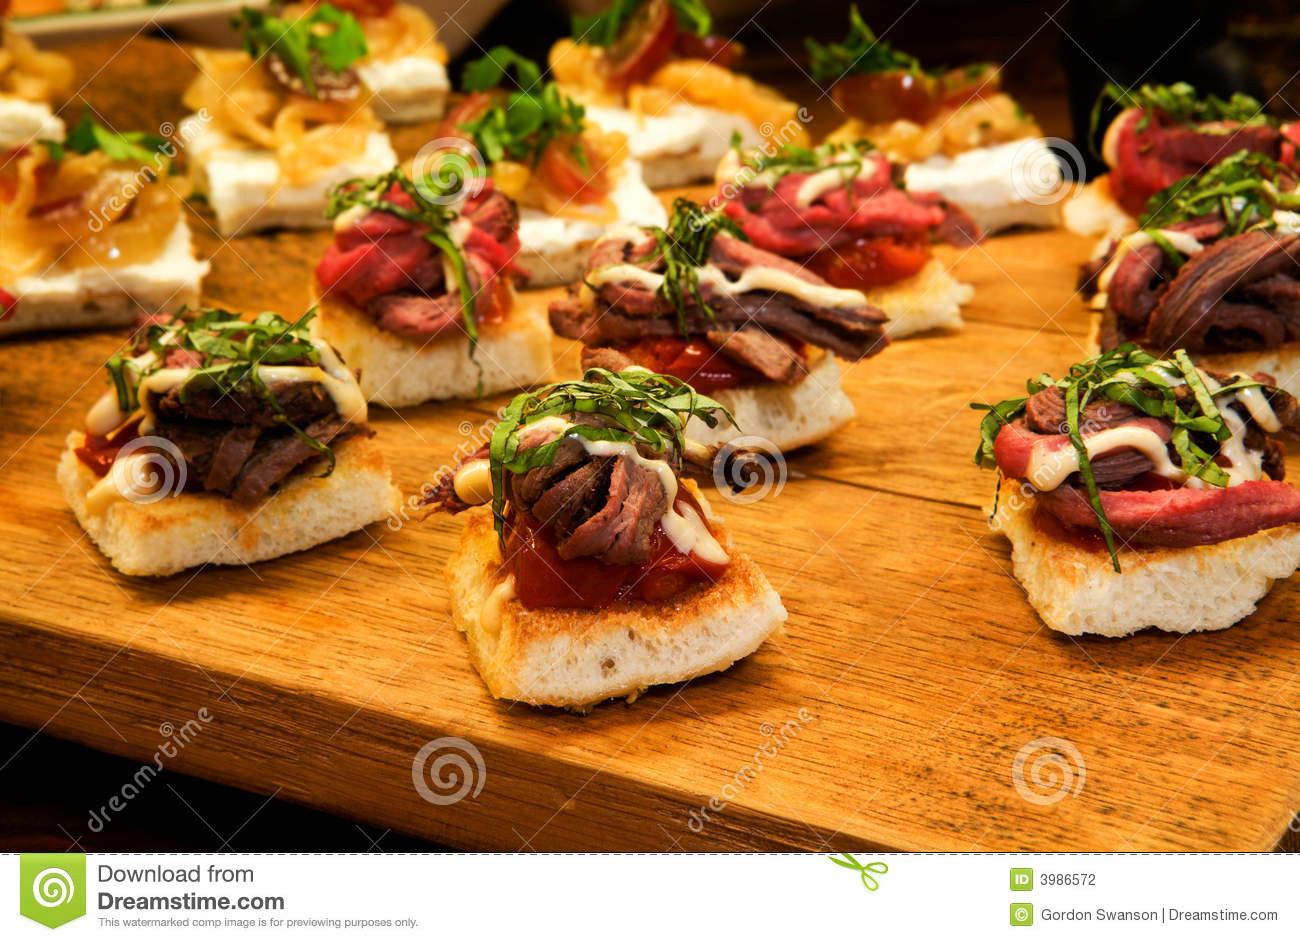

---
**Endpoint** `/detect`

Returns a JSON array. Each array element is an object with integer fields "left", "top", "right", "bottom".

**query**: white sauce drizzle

[
  {"left": 585, "top": 260, "right": 865, "bottom": 311},
  {"left": 480, "top": 574, "right": 516, "bottom": 636}
]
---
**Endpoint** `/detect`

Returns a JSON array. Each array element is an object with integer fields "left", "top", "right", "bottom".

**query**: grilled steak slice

[
  {"left": 705, "top": 327, "right": 807, "bottom": 383},
  {"left": 230, "top": 416, "right": 356, "bottom": 504},
  {"left": 204, "top": 424, "right": 261, "bottom": 493},
  {"left": 557, "top": 454, "right": 667, "bottom": 564},
  {"left": 149, "top": 380, "right": 336, "bottom": 427}
]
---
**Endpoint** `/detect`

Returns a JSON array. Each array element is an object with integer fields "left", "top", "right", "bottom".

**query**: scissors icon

[{"left": 828, "top": 853, "right": 888, "bottom": 891}]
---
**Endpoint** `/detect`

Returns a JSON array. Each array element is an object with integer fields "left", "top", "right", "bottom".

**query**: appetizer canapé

[
  {"left": 1080, "top": 152, "right": 1300, "bottom": 397},
  {"left": 312, "top": 166, "right": 550, "bottom": 406},
  {"left": 813, "top": 6, "right": 1059, "bottom": 233},
  {"left": 179, "top": 3, "right": 397, "bottom": 235},
  {"left": 1, "top": 111, "right": 209, "bottom": 337},
  {"left": 549, "top": 199, "right": 890, "bottom": 451},
  {"left": 437, "top": 47, "right": 664, "bottom": 287},
  {"left": 1066, "top": 82, "right": 1300, "bottom": 237},
  {"left": 0, "top": 18, "right": 71, "bottom": 150},
  {"left": 59, "top": 308, "right": 399, "bottom": 576},
  {"left": 976, "top": 345, "right": 1300, "bottom": 636},
  {"left": 424, "top": 367, "right": 787, "bottom": 710},
  {"left": 284, "top": 0, "right": 451, "bottom": 124},
  {"left": 549, "top": 0, "right": 806, "bottom": 188},
  {"left": 715, "top": 138, "right": 979, "bottom": 338}
]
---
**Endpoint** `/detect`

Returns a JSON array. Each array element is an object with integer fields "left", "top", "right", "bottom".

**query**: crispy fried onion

[
  {"left": 183, "top": 48, "right": 379, "bottom": 185},
  {"left": 826, "top": 93, "right": 1039, "bottom": 161},
  {"left": 0, "top": 28, "right": 74, "bottom": 102}
]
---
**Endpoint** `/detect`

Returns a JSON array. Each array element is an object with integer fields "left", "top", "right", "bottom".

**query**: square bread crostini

[
  {"left": 59, "top": 307, "right": 399, "bottom": 577},
  {"left": 977, "top": 345, "right": 1300, "bottom": 637},
  {"left": 177, "top": 5, "right": 398, "bottom": 235},
  {"left": 422, "top": 368, "right": 787, "bottom": 711},
  {"left": 311, "top": 168, "right": 552, "bottom": 407}
]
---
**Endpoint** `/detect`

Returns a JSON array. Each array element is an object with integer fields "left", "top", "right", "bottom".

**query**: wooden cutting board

[{"left": 3, "top": 38, "right": 1299, "bottom": 852}]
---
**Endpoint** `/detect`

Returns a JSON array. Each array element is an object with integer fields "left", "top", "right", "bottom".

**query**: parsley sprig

[
  {"left": 1140, "top": 149, "right": 1300, "bottom": 237},
  {"left": 233, "top": 3, "right": 367, "bottom": 99},
  {"left": 572, "top": 0, "right": 711, "bottom": 47},
  {"left": 972, "top": 344, "right": 1270, "bottom": 571},
  {"left": 597, "top": 197, "right": 747, "bottom": 335},
  {"left": 806, "top": 5, "right": 922, "bottom": 82},
  {"left": 44, "top": 108, "right": 171, "bottom": 167},
  {"left": 487, "top": 367, "right": 735, "bottom": 540},
  {"left": 326, "top": 167, "right": 481, "bottom": 350},
  {"left": 1089, "top": 81, "right": 1273, "bottom": 145},
  {"left": 459, "top": 47, "right": 587, "bottom": 167},
  {"left": 107, "top": 307, "right": 339, "bottom": 472}
]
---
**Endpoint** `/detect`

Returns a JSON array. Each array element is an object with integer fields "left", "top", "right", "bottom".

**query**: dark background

[{"left": 3, "top": 0, "right": 1299, "bottom": 852}]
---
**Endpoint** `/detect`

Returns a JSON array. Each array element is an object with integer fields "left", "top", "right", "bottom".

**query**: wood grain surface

[{"left": 2, "top": 37, "right": 1300, "bottom": 852}]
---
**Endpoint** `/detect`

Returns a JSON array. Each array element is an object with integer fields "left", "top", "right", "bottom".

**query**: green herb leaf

[
  {"left": 458, "top": 47, "right": 587, "bottom": 167},
  {"left": 971, "top": 344, "right": 1276, "bottom": 572},
  {"left": 805, "top": 4, "right": 922, "bottom": 82},
  {"left": 233, "top": 2, "right": 367, "bottom": 99},
  {"left": 487, "top": 367, "right": 736, "bottom": 542},
  {"left": 63, "top": 107, "right": 170, "bottom": 165},
  {"left": 573, "top": 0, "right": 712, "bottom": 47},
  {"left": 1139, "top": 149, "right": 1300, "bottom": 235},
  {"left": 1089, "top": 81, "right": 1273, "bottom": 152}
]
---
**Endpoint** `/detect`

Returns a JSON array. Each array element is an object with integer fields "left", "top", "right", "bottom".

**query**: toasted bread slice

[
  {"left": 685, "top": 349, "right": 855, "bottom": 452},
  {"left": 311, "top": 290, "right": 554, "bottom": 407},
  {"left": 992, "top": 495, "right": 1300, "bottom": 636},
  {"left": 874, "top": 257, "right": 973, "bottom": 339},
  {"left": 58, "top": 431, "right": 400, "bottom": 577},
  {"left": 446, "top": 493, "right": 787, "bottom": 711}
]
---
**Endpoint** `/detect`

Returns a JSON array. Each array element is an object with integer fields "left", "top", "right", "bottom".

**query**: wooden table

[{"left": 3, "top": 37, "right": 1300, "bottom": 853}]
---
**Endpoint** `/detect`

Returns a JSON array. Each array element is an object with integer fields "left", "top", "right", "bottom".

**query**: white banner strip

[{"left": 3, "top": 853, "right": 1297, "bottom": 940}]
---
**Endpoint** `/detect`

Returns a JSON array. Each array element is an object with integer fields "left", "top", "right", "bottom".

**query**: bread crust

[
  {"left": 685, "top": 349, "right": 855, "bottom": 452},
  {"left": 874, "top": 257, "right": 973, "bottom": 339},
  {"left": 992, "top": 494, "right": 1300, "bottom": 636},
  {"left": 59, "top": 431, "right": 400, "bottom": 577},
  {"left": 311, "top": 289, "right": 554, "bottom": 407},
  {"left": 446, "top": 488, "right": 787, "bottom": 711}
]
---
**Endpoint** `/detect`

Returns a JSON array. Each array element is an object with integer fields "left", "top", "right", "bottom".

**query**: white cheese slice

[
  {"left": 0, "top": 96, "right": 65, "bottom": 150},
  {"left": 358, "top": 56, "right": 450, "bottom": 124},
  {"left": 179, "top": 113, "right": 398, "bottom": 236},
  {"left": 904, "top": 138, "right": 1063, "bottom": 233},
  {"left": 582, "top": 102, "right": 759, "bottom": 187},
  {"left": 515, "top": 157, "right": 666, "bottom": 286},
  {"left": 9, "top": 218, "right": 209, "bottom": 310}
]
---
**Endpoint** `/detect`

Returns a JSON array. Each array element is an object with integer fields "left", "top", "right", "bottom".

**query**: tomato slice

[
  {"left": 536, "top": 137, "right": 608, "bottom": 204},
  {"left": 611, "top": 337, "right": 766, "bottom": 394},
  {"left": 673, "top": 33, "right": 741, "bottom": 69},
  {"left": 605, "top": 0, "right": 679, "bottom": 85},
  {"left": 0, "top": 287, "right": 16, "bottom": 322},
  {"left": 315, "top": 0, "right": 394, "bottom": 17},
  {"left": 804, "top": 234, "right": 930, "bottom": 289},
  {"left": 832, "top": 70, "right": 940, "bottom": 125},
  {"left": 437, "top": 92, "right": 495, "bottom": 143}
]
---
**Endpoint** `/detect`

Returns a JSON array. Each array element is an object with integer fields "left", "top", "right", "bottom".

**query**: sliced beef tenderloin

[
  {"left": 204, "top": 425, "right": 261, "bottom": 493},
  {"left": 705, "top": 327, "right": 807, "bottom": 383},
  {"left": 229, "top": 415, "right": 360, "bottom": 504},
  {"left": 1144, "top": 230, "right": 1300, "bottom": 353},
  {"left": 555, "top": 454, "right": 668, "bottom": 565},
  {"left": 149, "top": 380, "right": 336, "bottom": 428}
]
